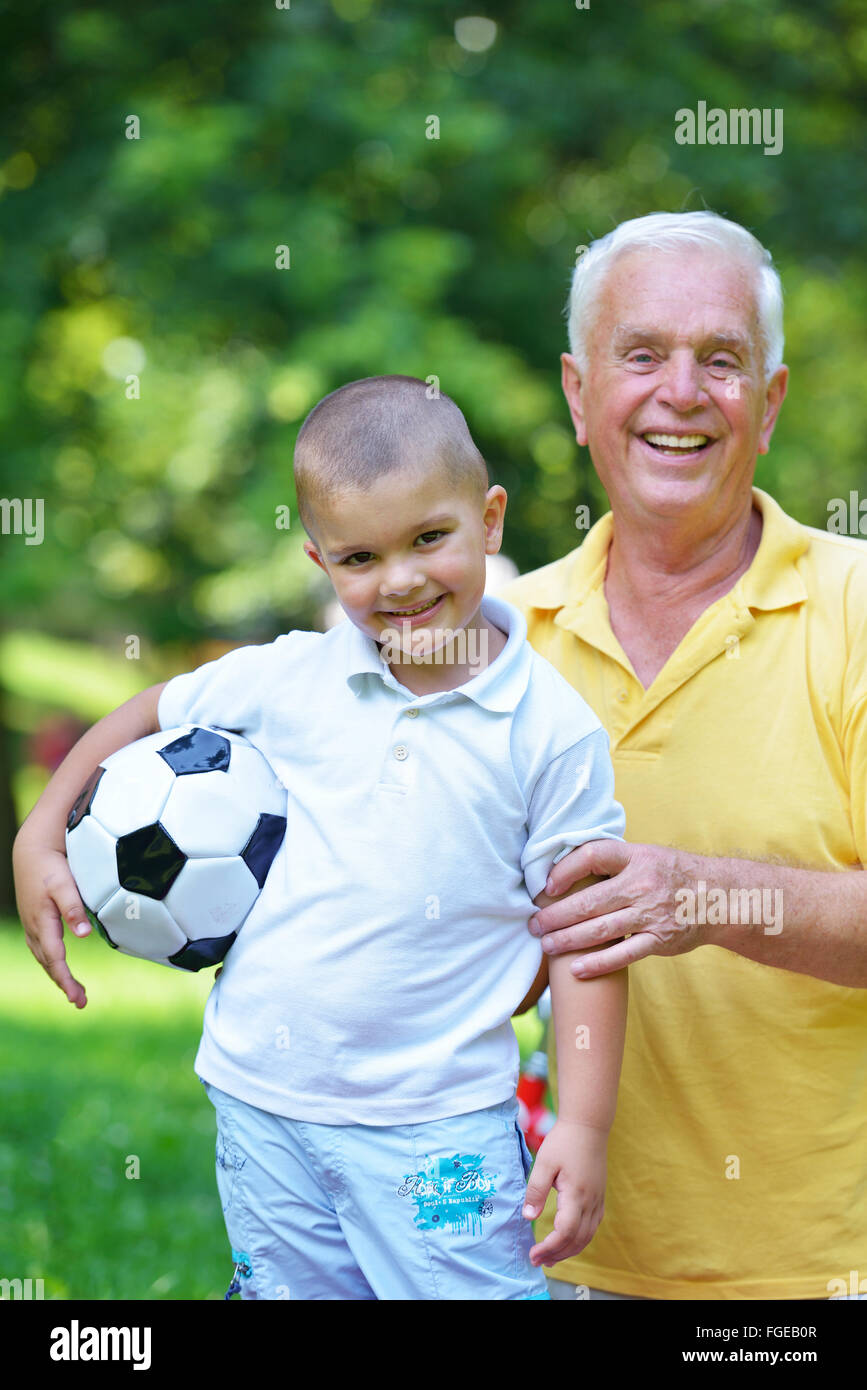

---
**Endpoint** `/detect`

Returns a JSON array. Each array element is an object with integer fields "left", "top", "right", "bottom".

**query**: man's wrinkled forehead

[{"left": 592, "top": 247, "right": 761, "bottom": 355}]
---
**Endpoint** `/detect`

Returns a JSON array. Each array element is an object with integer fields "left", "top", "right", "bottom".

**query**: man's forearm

[{"left": 685, "top": 853, "right": 867, "bottom": 988}]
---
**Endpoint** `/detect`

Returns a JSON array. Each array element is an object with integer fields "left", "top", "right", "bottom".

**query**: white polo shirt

[{"left": 158, "top": 595, "right": 625, "bottom": 1124}]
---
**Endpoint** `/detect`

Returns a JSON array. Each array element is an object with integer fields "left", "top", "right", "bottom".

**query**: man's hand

[
  {"left": 530, "top": 840, "right": 705, "bottom": 978},
  {"left": 523, "top": 1119, "right": 608, "bottom": 1266}
]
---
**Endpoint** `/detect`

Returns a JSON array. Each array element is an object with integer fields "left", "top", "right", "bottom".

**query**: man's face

[
  {"left": 561, "top": 246, "right": 788, "bottom": 523},
  {"left": 303, "top": 464, "right": 506, "bottom": 658}
]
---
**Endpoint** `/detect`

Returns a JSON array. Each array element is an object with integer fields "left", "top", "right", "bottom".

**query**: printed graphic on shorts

[{"left": 397, "top": 1152, "right": 497, "bottom": 1234}]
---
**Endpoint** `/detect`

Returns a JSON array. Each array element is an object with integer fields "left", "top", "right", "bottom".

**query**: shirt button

[
  {"left": 617, "top": 690, "right": 628, "bottom": 702},
  {"left": 393, "top": 744, "right": 408, "bottom": 760},
  {"left": 405, "top": 708, "right": 419, "bottom": 718}
]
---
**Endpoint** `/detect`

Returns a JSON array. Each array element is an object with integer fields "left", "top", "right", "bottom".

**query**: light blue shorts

[{"left": 201, "top": 1079, "right": 550, "bottom": 1301}]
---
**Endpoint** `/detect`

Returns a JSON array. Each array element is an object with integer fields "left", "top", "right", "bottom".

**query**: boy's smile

[
  {"left": 378, "top": 592, "right": 448, "bottom": 623},
  {"left": 302, "top": 464, "right": 508, "bottom": 692}
]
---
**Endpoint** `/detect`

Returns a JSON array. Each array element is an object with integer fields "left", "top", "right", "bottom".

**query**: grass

[
  {"left": 0, "top": 921, "right": 223, "bottom": 1300},
  {"left": 0, "top": 919, "right": 544, "bottom": 1300}
]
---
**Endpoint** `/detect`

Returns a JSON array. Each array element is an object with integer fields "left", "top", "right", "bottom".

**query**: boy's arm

[
  {"left": 12, "top": 681, "right": 168, "bottom": 1009},
  {"left": 521, "top": 878, "right": 628, "bottom": 1267},
  {"left": 511, "top": 874, "right": 604, "bottom": 1015}
]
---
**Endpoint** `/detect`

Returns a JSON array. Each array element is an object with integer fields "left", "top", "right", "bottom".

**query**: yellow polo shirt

[{"left": 500, "top": 486, "right": 867, "bottom": 1300}]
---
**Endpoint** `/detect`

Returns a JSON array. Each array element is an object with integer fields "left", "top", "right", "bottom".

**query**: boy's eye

[{"left": 340, "top": 531, "right": 448, "bottom": 565}]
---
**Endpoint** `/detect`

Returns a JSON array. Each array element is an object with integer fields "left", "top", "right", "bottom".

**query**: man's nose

[{"left": 655, "top": 353, "right": 707, "bottom": 411}]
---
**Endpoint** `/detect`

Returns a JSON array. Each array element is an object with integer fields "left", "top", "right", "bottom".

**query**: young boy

[{"left": 14, "top": 375, "right": 628, "bottom": 1301}]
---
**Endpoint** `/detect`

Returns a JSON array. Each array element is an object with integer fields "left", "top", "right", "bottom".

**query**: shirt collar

[
  {"left": 512, "top": 486, "right": 809, "bottom": 619},
  {"left": 342, "top": 593, "right": 532, "bottom": 711}
]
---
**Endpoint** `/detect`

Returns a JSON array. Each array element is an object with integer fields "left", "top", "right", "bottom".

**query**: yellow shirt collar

[{"left": 515, "top": 487, "right": 810, "bottom": 618}]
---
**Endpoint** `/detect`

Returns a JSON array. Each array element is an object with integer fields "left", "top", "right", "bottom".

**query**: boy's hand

[
  {"left": 521, "top": 1119, "right": 607, "bottom": 1267},
  {"left": 13, "top": 841, "right": 91, "bottom": 1009}
]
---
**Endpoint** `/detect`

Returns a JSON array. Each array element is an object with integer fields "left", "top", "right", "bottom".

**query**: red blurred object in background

[
  {"left": 517, "top": 1048, "right": 556, "bottom": 1154},
  {"left": 28, "top": 716, "right": 88, "bottom": 773}
]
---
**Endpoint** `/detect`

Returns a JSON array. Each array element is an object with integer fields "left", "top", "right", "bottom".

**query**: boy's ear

[
  {"left": 483, "top": 484, "right": 507, "bottom": 555},
  {"left": 303, "top": 540, "right": 327, "bottom": 573}
]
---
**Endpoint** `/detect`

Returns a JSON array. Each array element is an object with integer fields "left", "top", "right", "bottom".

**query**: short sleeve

[
  {"left": 157, "top": 640, "right": 280, "bottom": 737},
  {"left": 521, "top": 725, "right": 626, "bottom": 901},
  {"left": 843, "top": 690, "right": 867, "bottom": 867}
]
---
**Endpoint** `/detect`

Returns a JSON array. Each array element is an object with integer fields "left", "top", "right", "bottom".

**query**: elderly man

[{"left": 501, "top": 210, "right": 867, "bottom": 1301}]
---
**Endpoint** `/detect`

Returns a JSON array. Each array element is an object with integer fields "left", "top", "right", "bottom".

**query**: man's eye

[
  {"left": 629, "top": 352, "right": 655, "bottom": 364},
  {"left": 709, "top": 358, "right": 736, "bottom": 371}
]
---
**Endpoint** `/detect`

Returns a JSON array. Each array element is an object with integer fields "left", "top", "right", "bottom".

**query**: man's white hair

[{"left": 567, "top": 211, "right": 784, "bottom": 380}]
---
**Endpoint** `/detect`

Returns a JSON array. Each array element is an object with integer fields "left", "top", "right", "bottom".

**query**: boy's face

[{"left": 303, "top": 463, "right": 507, "bottom": 660}]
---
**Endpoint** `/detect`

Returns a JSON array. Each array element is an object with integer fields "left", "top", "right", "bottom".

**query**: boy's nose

[{"left": 379, "top": 568, "right": 427, "bottom": 599}]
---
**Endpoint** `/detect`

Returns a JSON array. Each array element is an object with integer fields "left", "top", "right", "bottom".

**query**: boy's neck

[{"left": 380, "top": 609, "right": 508, "bottom": 696}]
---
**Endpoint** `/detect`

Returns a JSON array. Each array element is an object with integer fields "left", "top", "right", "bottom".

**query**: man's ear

[
  {"left": 303, "top": 540, "right": 327, "bottom": 573},
  {"left": 757, "top": 364, "right": 788, "bottom": 456},
  {"left": 561, "top": 352, "right": 589, "bottom": 447}
]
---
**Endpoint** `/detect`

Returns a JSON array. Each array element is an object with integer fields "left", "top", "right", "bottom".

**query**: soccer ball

[{"left": 65, "top": 725, "right": 287, "bottom": 971}]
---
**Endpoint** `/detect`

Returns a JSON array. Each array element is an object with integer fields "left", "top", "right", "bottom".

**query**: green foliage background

[
  {"left": 1, "top": 0, "right": 865, "bottom": 1300},
  {"left": 3, "top": 0, "right": 866, "bottom": 653}
]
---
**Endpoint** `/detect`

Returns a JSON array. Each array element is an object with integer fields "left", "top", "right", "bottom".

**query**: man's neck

[
  {"left": 601, "top": 497, "right": 763, "bottom": 689},
  {"left": 604, "top": 496, "right": 762, "bottom": 616}
]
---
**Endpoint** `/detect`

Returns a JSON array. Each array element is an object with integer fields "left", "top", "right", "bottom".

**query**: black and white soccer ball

[{"left": 65, "top": 725, "right": 287, "bottom": 971}]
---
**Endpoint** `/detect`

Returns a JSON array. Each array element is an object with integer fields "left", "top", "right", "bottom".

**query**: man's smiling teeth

[
  {"left": 643, "top": 432, "right": 710, "bottom": 450},
  {"left": 383, "top": 596, "right": 441, "bottom": 615}
]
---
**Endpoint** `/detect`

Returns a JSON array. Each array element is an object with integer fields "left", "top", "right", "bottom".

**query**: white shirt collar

[{"left": 342, "top": 594, "right": 531, "bottom": 712}]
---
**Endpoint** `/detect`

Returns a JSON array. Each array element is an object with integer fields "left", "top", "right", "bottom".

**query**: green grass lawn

[
  {"left": 0, "top": 919, "right": 544, "bottom": 1300},
  {"left": 0, "top": 921, "right": 223, "bottom": 1299}
]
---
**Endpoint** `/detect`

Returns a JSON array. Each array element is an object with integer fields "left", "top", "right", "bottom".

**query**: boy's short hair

[{"left": 294, "top": 375, "right": 490, "bottom": 542}]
